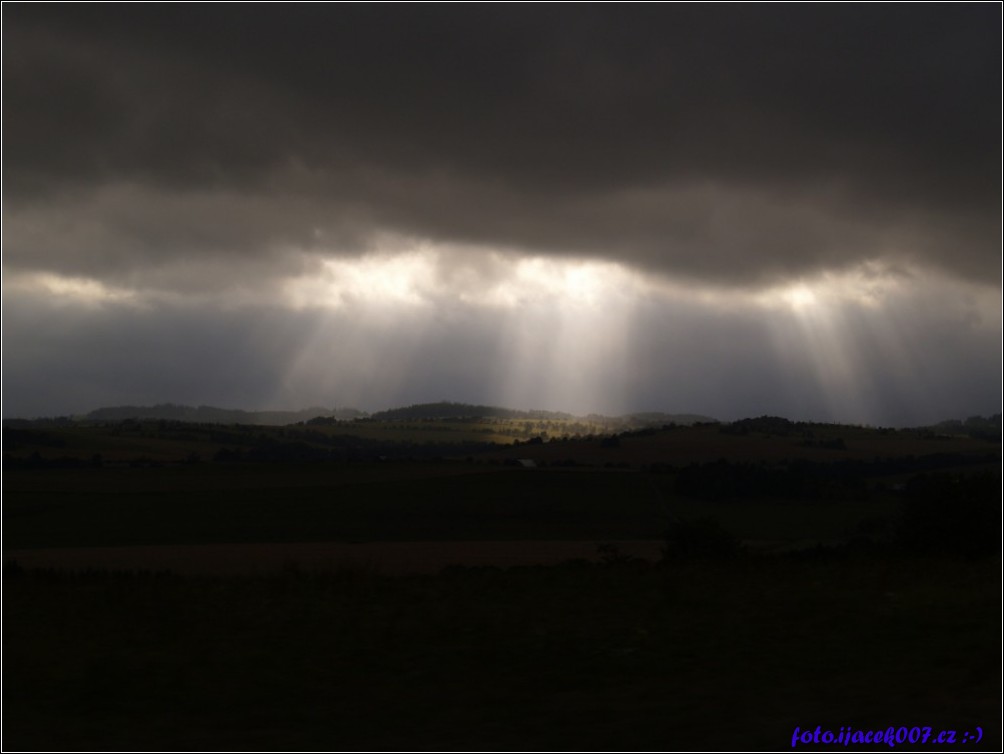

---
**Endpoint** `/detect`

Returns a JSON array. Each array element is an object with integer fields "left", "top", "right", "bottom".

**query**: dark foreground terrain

[
  {"left": 4, "top": 555, "right": 998, "bottom": 751},
  {"left": 3, "top": 415, "right": 1000, "bottom": 750}
]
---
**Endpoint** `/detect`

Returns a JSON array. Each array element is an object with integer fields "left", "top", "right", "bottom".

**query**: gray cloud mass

[{"left": 2, "top": 5, "right": 1000, "bottom": 421}]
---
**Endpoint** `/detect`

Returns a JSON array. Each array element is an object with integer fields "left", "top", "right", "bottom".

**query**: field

[
  {"left": 3, "top": 461, "right": 911, "bottom": 554},
  {"left": 3, "top": 416, "right": 1000, "bottom": 750},
  {"left": 5, "top": 557, "right": 998, "bottom": 750}
]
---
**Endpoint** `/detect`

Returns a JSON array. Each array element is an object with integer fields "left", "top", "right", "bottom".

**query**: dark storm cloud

[
  {"left": 3, "top": 5, "right": 999, "bottom": 423},
  {"left": 3, "top": 4, "right": 999, "bottom": 286}
]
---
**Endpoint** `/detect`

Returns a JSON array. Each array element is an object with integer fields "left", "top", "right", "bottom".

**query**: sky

[{"left": 2, "top": 5, "right": 1000, "bottom": 425}]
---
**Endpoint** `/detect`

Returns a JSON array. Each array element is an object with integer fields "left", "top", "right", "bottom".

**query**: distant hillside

[
  {"left": 369, "top": 402, "right": 574, "bottom": 421},
  {"left": 83, "top": 404, "right": 367, "bottom": 426},
  {"left": 620, "top": 412, "right": 718, "bottom": 427},
  {"left": 926, "top": 414, "right": 1001, "bottom": 442},
  {"left": 71, "top": 401, "right": 718, "bottom": 427},
  {"left": 369, "top": 402, "right": 716, "bottom": 426}
]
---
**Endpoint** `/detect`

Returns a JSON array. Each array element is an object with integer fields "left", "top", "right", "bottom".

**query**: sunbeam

[
  {"left": 758, "top": 264, "right": 1001, "bottom": 425},
  {"left": 488, "top": 258, "right": 642, "bottom": 415}
]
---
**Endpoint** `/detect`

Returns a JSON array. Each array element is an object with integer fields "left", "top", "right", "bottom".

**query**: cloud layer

[{"left": 3, "top": 5, "right": 1000, "bottom": 422}]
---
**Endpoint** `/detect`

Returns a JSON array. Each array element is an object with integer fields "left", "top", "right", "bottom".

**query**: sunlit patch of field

[
  {"left": 6, "top": 418, "right": 996, "bottom": 471},
  {"left": 3, "top": 416, "right": 623, "bottom": 464},
  {"left": 479, "top": 422, "right": 998, "bottom": 467},
  {"left": 304, "top": 416, "right": 613, "bottom": 445}
]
